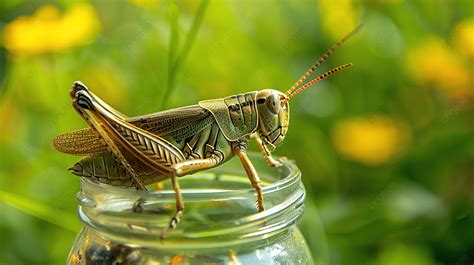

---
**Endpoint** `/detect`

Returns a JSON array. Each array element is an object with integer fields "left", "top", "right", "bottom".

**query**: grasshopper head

[
  {"left": 256, "top": 89, "right": 289, "bottom": 149},
  {"left": 255, "top": 23, "right": 363, "bottom": 150}
]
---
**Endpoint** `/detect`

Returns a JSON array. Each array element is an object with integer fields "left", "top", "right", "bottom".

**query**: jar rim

[
  {"left": 80, "top": 154, "right": 300, "bottom": 197},
  {"left": 77, "top": 152, "right": 305, "bottom": 249}
]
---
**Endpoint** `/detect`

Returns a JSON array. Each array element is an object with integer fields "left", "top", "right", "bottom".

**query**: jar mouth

[{"left": 77, "top": 152, "right": 305, "bottom": 249}]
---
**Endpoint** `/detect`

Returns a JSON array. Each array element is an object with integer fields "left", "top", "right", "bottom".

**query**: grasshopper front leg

[
  {"left": 253, "top": 134, "right": 286, "bottom": 168},
  {"left": 233, "top": 141, "right": 265, "bottom": 212}
]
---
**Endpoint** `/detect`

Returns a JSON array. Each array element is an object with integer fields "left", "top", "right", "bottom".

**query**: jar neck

[{"left": 76, "top": 153, "right": 305, "bottom": 250}]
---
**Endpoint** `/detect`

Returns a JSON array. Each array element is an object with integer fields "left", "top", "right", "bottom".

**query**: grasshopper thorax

[{"left": 256, "top": 89, "right": 289, "bottom": 149}]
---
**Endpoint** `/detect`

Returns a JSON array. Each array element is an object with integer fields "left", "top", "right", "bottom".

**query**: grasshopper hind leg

[
  {"left": 71, "top": 90, "right": 146, "bottom": 190},
  {"left": 71, "top": 87, "right": 178, "bottom": 239},
  {"left": 72, "top": 83, "right": 213, "bottom": 240}
]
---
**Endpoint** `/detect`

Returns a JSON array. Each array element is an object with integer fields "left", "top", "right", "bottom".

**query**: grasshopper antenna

[
  {"left": 285, "top": 23, "right": 364, "bottom": 96},
  {"left": 286, "top": 63, "right": 352, "bottom": 101}
]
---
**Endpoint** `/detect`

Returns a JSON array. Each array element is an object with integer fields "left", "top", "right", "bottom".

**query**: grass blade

[
  {"left": 0, "top": 190, "right": 81, "bottom": 233},
  {"left": 161, "top": 0, "right": 210, "bottom": 109}
]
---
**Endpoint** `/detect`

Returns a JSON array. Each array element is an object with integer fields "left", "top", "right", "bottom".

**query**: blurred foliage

[{"left": 0, "top": 0, "right": 473, "bottom": 264}]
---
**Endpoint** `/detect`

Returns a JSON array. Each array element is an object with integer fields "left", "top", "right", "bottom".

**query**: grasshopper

[{"left": 53, "top": 24, "right": 362, "bottom": 238}]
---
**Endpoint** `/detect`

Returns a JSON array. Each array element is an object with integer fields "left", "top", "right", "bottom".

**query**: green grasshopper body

[
  {"left": 58, "top": 90, "right": 287, "bottom": 187},
  {"left": 53, "top": 25, "right": 361, "bottom": 238}
]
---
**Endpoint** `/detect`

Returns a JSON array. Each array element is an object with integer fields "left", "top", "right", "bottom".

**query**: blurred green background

[{"left": 0, "top": 0, "right": 473, "bottom": 264}]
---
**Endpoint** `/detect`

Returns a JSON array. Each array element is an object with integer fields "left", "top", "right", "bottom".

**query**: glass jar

[{"left": 67, "top": 153, "right": 313, "bottom": 264}]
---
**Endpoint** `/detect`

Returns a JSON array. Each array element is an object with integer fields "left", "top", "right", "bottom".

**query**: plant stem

[{"left": 161, "top": 0, "right": 210, "bottom": 109}]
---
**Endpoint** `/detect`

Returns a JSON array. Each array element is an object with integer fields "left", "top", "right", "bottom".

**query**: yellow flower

[
  {"left": 407, "top": 37, "right": 472, "bottom": 101},
  {"left": 453, "top": 19, "right": 474, "bottom": 60},
  {"left": 319, "top": 0, "right": 358, "bottom": 39},
  {"left": 1, "top": 3, "right": 101, "bottom": 55},
  {"left": 331, "top": 116, "right": 409, "bottom": 165}
]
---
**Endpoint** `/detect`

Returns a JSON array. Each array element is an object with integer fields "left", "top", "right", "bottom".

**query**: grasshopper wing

[
  {"left": 53, "top": 105, "right": 213, "bottom": 156},
  {"left": 52, "top": 128, "right": 107, "bottom": 155},
  {"left": 129, "top": 105, "right": 212, "bottom": 136}
]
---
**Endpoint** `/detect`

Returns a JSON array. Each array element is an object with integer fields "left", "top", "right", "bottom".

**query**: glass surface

[{"left": 67, "top": 153, "right": 313, "bottom": 264}]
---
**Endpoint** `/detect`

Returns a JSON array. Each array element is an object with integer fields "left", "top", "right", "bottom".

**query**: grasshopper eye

[
  {"left": 266, "top": 94, "right": 280, "bottom": 114},
  {"left": 281, "top": 101, "right": 288, "bottom": 111}
]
